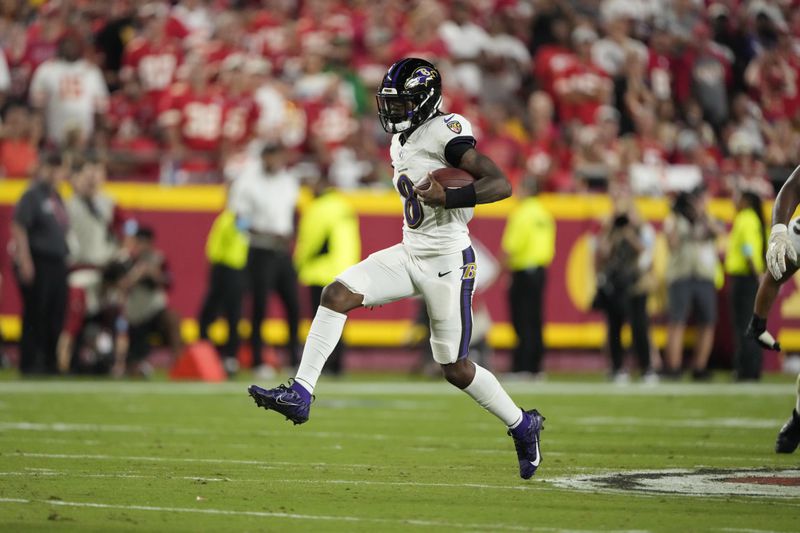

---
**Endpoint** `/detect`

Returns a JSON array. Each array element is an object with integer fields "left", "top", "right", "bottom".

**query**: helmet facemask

[{"left": 376, "top": 60, "right": 442, "bottom": 134}]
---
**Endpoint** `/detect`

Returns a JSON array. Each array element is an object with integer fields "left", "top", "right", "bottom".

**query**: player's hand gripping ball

[{"left": 414, "top": 168, "right": 475, "bottom": 207}]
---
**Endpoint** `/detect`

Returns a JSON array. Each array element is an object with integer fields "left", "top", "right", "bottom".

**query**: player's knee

[
  {"left": 320, "top": 281, "right": 361, "bottom": 314},
  {"left": 442, "top": 359, "right": 474, "bottom": 389}
]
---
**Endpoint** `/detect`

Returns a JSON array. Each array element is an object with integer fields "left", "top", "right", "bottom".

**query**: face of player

[{"left": 377, "top": 96, "right": 413, "bottom": 130}]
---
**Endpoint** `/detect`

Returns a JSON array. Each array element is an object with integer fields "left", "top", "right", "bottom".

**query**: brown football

[{"left": 417, "top": 168, "right": 475, "bottom": 190}]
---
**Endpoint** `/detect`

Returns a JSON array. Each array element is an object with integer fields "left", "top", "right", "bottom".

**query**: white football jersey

[
  {"left": 390, "top": 113, "right": 476, "bottom": 256},
  {"left": 29, "top": 59, "right": 109, "bottom": 146},
  {"left": 789, "top": 217, "right": 800, "bottom": 263}
]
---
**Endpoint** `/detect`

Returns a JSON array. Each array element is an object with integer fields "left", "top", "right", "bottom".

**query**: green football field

[{"left": 1, "top": 372, "right": 799, "bottom": 532}]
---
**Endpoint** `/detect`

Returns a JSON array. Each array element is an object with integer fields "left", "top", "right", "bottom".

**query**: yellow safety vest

[
  {"left": 294, "top": 190, "right": 361, "bottom": 286},
  {"left": 205, "top": 210, "right": 250, "bottom": 269},
  {"left": 724, "top": 208, "right": 765, "bottom": 276},
  {"left": 501, "top": 196, "right": 556, "bottom": 271}
]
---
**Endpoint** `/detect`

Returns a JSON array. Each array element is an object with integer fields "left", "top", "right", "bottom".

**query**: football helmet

[{"left": 376, "top": 58, "right": 442, "bottom": 134}]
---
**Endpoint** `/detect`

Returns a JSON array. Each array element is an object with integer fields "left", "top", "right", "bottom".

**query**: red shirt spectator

[
  {"left": 107, "top": 80, "right": 160, "bottom": 181},
  {"left": 158, "top": 61, "right": 226, "bottom": 177},
  {"left": 647, "top": 27, "right": 674, "bottom": 100},
  {"left": 220, "top": 58, "right": 260, "bottom": 152},
  {"left": 745, "top": 49, "right": 800, "bottom": 123},
  {"left": 672, "top": 23, "right": 733, "bottom": 127},
  {"left": 159, "top": 80, "right": 226, "bottom": 153},
  {"left": 16, "top": 3, "right": 66, "bottom": 88},
  {"left": 245, "top": 10, "right": 294, "bottom": 73},
  {"left": 534, "top": 43, "right": 576, "bottom": 98},
  {"left": 303, "top": 98, "right": 357, "bottom": 156},
  {"left": 121, "top": 7, "right": 184, "bottom": 123},
  {"left": 0, "top": 104, "right": 39, "bottom": 178},
  {"left": 554, "top": 28, "right": 612, "bottom": 125}
]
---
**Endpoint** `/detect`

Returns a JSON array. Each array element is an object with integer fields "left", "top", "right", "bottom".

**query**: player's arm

[
  {"left": 416, "top": 147, "right": 511, "bottom": 207},
  {"left": 458, "top": 148, "right": 512, "bottom": 204},
  {"left": 766, "top": 164, "right": 800, "bottom": 280},
  {"left": 747, "top": 267, "right": 797, "bottom": 351}
]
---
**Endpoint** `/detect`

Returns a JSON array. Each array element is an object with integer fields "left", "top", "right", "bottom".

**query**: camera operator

[{"left": 594, "top": 188, "right": 657, "bottom": 382}]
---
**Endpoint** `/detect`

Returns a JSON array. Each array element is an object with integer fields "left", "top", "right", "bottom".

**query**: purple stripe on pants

[{"left": 458, "top": 246, "right": 476, "bottom": 359}]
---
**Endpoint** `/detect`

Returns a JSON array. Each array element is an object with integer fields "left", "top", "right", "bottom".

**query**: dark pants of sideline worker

[
  {"left": 247, "top": 247, "right": 300, "bottom": 367},
  {"left": 198, "top": 263, "right": 245, "bottom": 360},
  {"left": 17, "top": 255, "right": 67, "bottom": 374},
  {"left": 604, "top": 292, "right": 651, "bottom": 373},
  {"left": 509, "top": 267, "right": 546, "bottom": 374},
  {"left": 730, "top": 274, "right": 762, "bottom": 380}
]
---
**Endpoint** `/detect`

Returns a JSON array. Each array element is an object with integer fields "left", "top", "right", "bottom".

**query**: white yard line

[
  {"left": 0, "top": 497, "right": 582, "bottom": 532},
  {"left": 0, "top": 469, "right": 540, "bottom": 491},
  {"left": 0, "top": 471, "right": 228, "bottom": 481},
  {"left": 8, "top": 452, "right": 372, "bottom": 469},
  {"left": 0, "top": 421, "right": 145, "bottom": 432},
  {"left": 576, "top": 417, "right": 781, "bottom": 429},
  {"left": 0, "top": 380, "right": 794, "bottom": 396}
]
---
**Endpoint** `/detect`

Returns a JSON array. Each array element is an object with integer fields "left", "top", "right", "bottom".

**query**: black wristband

[
  {"left": 750, "top": 315, "right": 767, "bottom": 333},
  {"left": 444, "top": 183, "right": 477, "bottom": 209}
]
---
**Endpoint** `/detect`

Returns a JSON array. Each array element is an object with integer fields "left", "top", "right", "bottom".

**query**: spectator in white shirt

[
  {"left": 229, "top": 143, "right": 301, "bottom": 377},
  {"left": 29, "top": 34, "right": 109, "bottom": 150}
]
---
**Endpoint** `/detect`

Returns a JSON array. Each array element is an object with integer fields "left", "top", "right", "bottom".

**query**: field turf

[{"left": 1, "top": 372, "right": 799, "bottom": 532}]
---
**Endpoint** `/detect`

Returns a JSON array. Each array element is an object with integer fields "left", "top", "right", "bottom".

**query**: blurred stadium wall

[{"left": 3, "top": 180, "right": 800, "bottom": 354}]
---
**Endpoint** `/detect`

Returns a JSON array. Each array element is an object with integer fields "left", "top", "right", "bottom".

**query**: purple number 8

[{"left": 397, "top": 174, "right": 424, "bottom": 229}]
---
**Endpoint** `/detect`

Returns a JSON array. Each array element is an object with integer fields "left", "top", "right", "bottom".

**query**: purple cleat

[
  {"left": 508, "top": 409, "right": 545, "bottom": 480},
  {"left": 247, "top": 380, "right": 311, "bottom": 425}
]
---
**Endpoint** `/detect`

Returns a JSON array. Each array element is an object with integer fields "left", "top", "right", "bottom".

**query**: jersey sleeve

[
  {"left": 13, "top": 189, "right": 37, "bottom": 229},
  {"left": 434, "top": 113, "right": 476, "bottom": 167},
  {"left": 28, "top": 63, "right": 50, "bottom": 108}
]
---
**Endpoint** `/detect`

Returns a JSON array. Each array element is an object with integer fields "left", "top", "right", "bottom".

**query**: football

[{"left": 417, "top": 167, "right": 475, "bottom": 190}]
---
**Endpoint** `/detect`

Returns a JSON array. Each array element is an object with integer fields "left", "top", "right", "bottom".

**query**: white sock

[
  {"left": 463, "top": 363, "right": 523, "bottom": 427},
  {"left": 795, "top": 374, "right": 800, "bottom": 414},
  {"left": 294, "top": 306, "right": 347, "bottom": 394}
]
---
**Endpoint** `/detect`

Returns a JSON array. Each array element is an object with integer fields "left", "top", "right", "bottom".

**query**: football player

[
  {"left": 746, "top": 163, "right": 800, "bottom": 453},
  {"left": 248, "top": 58, "right": 545, "bottom": 479}
]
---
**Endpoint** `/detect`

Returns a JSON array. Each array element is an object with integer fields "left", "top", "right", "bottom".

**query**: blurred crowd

[
  {"left": 0, "top": 0, "right": 797, "bottom": 194},
  {"left": 8, "top": 149, "right": 771, "bottom": 383},
  {"left": 2, "top": 0, "right": 793, "bottom": 380}
]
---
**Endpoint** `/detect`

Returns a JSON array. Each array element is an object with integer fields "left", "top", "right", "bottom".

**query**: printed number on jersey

[{"left": 397, "top": 174, "right": 423, "bottom": 229}]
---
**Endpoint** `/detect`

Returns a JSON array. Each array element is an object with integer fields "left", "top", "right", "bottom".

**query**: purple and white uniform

[{"left": 336, "top": 113, "right": 480, "bottom": 364}]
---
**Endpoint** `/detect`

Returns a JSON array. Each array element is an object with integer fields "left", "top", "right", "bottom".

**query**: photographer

[
  {"left": 594, "top": 189, "right": 656, "bottom": 382},
  {"left": 663, "top": 186, "right": 723, "bottom": 380}
]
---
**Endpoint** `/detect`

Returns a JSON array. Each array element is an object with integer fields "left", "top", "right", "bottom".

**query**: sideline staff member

[
  {"left": 725, "top": 190, "right": 766, "bottom": 380},
  {"left": 230, "top": 143, "right": 301, "bottom": 376},
  {"left": 502, "top": 179, "right": 555, "bottom": 377},
  {"left": 198, "top": 208, "right": 249, "bottom": 375},
  {"left": 294, "top": 175, "right": 361, "bottom": 375},
  {"left": 11, "top": 153, "right": 70, "bottom": 374}
]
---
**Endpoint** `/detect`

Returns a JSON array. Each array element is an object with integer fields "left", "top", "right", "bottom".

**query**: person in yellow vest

[
  {"left": 293, "top": 175, "right": 361, "bottom": 375},
  {"left": 197, "top": 209, "right": 250, "bottom": 376},
  {"left": 725, "top": 190, "right": 766, "bottom": 381},
  {"left": 501, "top": 179, "right": 556, "bottom": 378}
]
